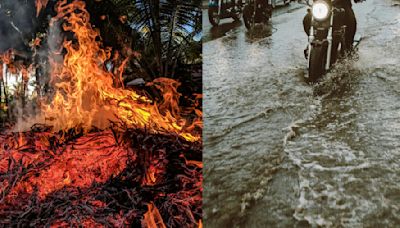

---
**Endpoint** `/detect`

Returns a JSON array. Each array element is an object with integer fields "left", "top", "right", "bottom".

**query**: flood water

[{"left": 203, "top": 0, "right": 400, "bottom": 226}]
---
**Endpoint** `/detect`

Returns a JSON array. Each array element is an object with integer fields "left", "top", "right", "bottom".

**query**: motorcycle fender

[
  {"left": 312, "top": 20, "right": 330, "bottom": 29},
  {"left": 311, "top": 39, "right": 327, "bottom": 47}
]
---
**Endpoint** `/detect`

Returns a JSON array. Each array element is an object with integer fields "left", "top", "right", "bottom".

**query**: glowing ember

[
  {"left": 0, "top": 127, "right": 202, "bottom": 226},
  {"left": 142, "top": 202, "right": 167, "bottom": 228},
  {"left": 2, "top": 130, "right": 129, "bottom": 199}
]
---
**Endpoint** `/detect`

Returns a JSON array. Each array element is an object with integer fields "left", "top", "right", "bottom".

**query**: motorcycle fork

[
  {"left": 307, "top": 18, "right": 315, "bottom": 70},
  {"left": 325, "top": 12, "right": 334, "bottom": 70}
]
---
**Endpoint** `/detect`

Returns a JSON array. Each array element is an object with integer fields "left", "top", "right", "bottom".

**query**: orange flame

[
  {"left": 0, "top": 50, "right": 32, "bottom": 81},
  {"left": 35, "top": 0, "right": 49, "bottom": 17},
  {"left": 143, "top": 164, "right": 157, "bottom": 186},
  {"left": 142, "top": 202, "right": 166, "bottom": 228},
  {"left": 0, "top": 50, "right": 14, "bottom": 66},
  {"left": 40, "top": 0, "right": 201, "bottom": 142}
]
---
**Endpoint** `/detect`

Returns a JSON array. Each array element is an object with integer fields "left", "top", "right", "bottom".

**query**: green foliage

[{"left": 106, "top": 0, "right": 202, "bottom": 78}]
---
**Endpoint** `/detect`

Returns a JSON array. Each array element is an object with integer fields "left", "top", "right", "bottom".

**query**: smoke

[
  {"left": 0, "top": 0, "right": 51, "bottom": 132},
  {"left": 0, "top": 0, "right": 38, "bottom": 131},
  {"left": 11, "top": 24, "right": 63, "bottom": 132},
  {"left": 0, "top": 0, "right": 37, "bottom": 53}
]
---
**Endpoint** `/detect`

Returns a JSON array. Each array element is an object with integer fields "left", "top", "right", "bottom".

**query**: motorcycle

[
  {"left": 304, "top": 0, "right": 362, "bottom": 82},
  {"left": 208, "top": 0, "right": 243, "bottom": 26},
  {"left": 243, "top": 0, "right": 292, "bottom": 30},
  {"left": 242, "top": 0, "right": 273, "bottom": 30}
]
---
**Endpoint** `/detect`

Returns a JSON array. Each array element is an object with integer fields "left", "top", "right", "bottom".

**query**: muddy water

[{"left": 203, "top": 0, "right": 400, "bottom": 227}]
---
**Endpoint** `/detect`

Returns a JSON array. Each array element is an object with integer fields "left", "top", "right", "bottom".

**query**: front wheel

[
  {"left": 243, "top": 5, "right": 254, "bottom": 30},
  {"left": 308, "top": 44, "right": 327, "bottom": 83},
  {"left": 208, "top": 7, "right": 220, "bottom": 26}
]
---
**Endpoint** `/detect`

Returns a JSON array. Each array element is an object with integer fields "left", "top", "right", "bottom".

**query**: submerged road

[{"left": 203, "top": 0, "right": 400, "bottom": 227}]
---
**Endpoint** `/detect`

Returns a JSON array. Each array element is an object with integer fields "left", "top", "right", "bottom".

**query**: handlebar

[
  {"left": 298, "top": 0, "right": 365, "bottom": 6},
  {"left": 298, "top": 0, "right": 337, "bottom": 6}
]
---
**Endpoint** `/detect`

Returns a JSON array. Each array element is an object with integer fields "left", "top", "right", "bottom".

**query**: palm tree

[{"left": 106, "top": 0, "right": 202, "bottom": 79}]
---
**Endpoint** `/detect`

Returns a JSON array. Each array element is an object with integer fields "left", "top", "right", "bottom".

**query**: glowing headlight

[{"left": 312, "top": 2, "right": 329, "bottom": 20}]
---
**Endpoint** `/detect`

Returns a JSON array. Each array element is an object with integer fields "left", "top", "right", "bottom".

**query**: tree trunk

[
  {"left": 149, "top": 0, "right": 162, "bottom": 77},
  {"left": 3, "top": 64, "right": 10, "bottom": 119}
]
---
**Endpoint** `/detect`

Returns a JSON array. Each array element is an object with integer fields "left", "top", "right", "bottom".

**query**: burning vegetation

[{"left": 0, "top": 0, "right": 202, "bottom": 227}]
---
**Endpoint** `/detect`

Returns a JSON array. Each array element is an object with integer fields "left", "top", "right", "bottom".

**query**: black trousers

[{"left": 303, "top": 3, "right": 357, "bottom": 51}]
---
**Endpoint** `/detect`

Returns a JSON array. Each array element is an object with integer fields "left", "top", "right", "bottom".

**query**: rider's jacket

[
  {"left": 334, "top": 0, "right": 352, "bottom": 7},
  {"left": 335, "top": 0, "right": 364, "bottom": 7}
]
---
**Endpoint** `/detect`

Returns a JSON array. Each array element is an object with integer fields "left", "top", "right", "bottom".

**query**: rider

[{"left": 303, "top": 0, "right": 363, "bottom": 52}]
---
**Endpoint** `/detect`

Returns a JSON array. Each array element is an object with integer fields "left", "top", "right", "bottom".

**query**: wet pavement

[{"left": 203, "top": 0, "right": 400, "bottom": 227}]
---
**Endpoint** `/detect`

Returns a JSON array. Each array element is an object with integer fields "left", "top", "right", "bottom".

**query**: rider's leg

[
  {"left": 303, "top": 12, "right": 312, "bottom": 58},
  {"left": 303, "top": 11, "right": 312, "bottom": 36},
  {"left": 344, "top": 5, "right": 357, "bottom": 51}
]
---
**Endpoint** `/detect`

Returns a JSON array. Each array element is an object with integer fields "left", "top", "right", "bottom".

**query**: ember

[
  {"left": 0, "top": 127, "right": 202, "bottom": 226},
  {"left": 0, "top": 0, "right": 202, "bottom": 227}
]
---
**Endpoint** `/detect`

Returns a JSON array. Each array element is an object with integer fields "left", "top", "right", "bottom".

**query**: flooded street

[{"left": 203, "top": 0, "right": 400, "bottom": 227}]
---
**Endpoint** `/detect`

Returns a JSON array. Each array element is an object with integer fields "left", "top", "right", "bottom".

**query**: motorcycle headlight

[{"left": 312, "top": 2, "right": 329, "bottom": 21}]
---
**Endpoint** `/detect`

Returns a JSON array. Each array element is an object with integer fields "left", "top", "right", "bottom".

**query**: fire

[
  {"left": 0, "top": 128, "right": 202, "bottom": 226},
  {"left": 142, "top": 202, "right": 166, "bottom": 228},
  {"left": 143, "top": 164, "right": 157, "bottom": 186},
  {"left": 0, "top": 0, "right": 202, "bottom": 226},
  {"left": 0, "top": 130, "right": 129, "bottom": 200},
  {"left": 35, "top": 0, "right": 49, "bottom": 17},
  {"left": 37, "top": 0, "right": 201, "bottom": 142},
  {"left": 0, "top": 50, "right": 36, "bottom": 104},
  {"left": 0, "top": 50, "right": 17, "bottom": 75}
]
